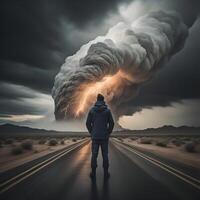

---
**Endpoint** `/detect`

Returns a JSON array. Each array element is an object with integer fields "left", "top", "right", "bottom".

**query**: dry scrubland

[
  {"left": 116, "top": 136, "right": 200, "bottom": 169},
  {"left": 0, "top": 137, "right": 86, "bottom": 172}
]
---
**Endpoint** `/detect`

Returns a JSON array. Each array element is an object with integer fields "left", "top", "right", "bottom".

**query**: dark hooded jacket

[{"left": 86, "top": 100, "right": 114, "bottom": 140}]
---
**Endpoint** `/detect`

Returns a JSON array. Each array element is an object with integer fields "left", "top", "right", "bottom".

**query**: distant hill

[
  {"left": 114, "top": 125, "right": 200, "bottom": 135},
  {"left": 0, "top": 123, "right": 199, "bottom": 138},
  {"left": 0, "top": 123, "right": 87, "bottom": 138}
]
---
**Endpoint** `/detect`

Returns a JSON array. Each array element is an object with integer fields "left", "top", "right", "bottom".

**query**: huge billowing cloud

[{"left": 52, "top": 11, "right": 188, "bottom": 120}]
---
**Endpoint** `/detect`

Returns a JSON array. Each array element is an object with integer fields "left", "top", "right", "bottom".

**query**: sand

[
  {"left": 121, "top": 138, "right": 200, "bottom": 169},
  {"left": 0, "top": 138, "right": 84, "bottom": 173}
]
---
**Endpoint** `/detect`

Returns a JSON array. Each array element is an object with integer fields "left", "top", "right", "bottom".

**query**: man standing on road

[{"left": 86, "top": 93, "right": 114, "bottom": 179}]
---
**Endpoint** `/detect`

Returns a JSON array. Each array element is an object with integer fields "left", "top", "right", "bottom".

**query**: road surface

[{"left": 0, "top": 139, "right": 199, "bottom": 200}]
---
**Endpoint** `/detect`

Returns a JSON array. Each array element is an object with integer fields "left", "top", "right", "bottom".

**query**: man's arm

[
  {"left": 86, "top": 110, "right": 93, "bottom": 134},
  {"left": 107, "top": 110, "right": 114, "bottom": 134}
]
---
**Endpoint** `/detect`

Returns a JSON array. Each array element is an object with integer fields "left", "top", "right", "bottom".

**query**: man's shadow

[{"left": 90, "top": 177, "right": 110, "bottom": 200}]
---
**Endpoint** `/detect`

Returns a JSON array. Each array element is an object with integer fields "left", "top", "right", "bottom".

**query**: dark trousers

[{"left": 91, "top": 139, "right": 109, "bottom": 170}]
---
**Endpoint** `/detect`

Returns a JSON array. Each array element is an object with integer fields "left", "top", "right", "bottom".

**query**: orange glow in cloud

[{"left": 73, "top": 70, "right": 134, "bottom": 117}]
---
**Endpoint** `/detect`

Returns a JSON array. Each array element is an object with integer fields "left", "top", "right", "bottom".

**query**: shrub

[
  {"left": 139, "top": 137, "right": 152, "bottom": 144},
  {"left": 48, "top": 139, "right": 58, "bottom": 146},
  {"left": 171, "top": 139, "right": 184, "bottom": 146},
  {"left": 130, "top": 137, "right": 138, "bottom": 141},
  {"left": 184, "top": 142, "right": 196, "bottom": 153},
  {"left": 156, "top": 141, "right": 168, "bottom": 147},
  {"left": 60, "top": 140, "right": 65, "bottom": 145},
  {"left": 193, "top": 138, "right": 200, "bottom": 144},
  {"left": 72, "top": 138, "right": 77, "bottom": 142},
  {"left": 21, "top": 140, "right": 33, "bottom": 150},
  {"left": 181, "top": 137, "right": 190, "bottom": 141},
  {"left": 5, "top": 139, "right": 14, "bottom": 144},
  {"left": 38, "top": 139, "right": 46, "bottom": 144},
  {"left": 11, "top": 146, "right": 23, "bottom": 155}
]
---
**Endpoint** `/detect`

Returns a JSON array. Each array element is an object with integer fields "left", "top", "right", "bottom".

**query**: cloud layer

[
  {"left": 0, "top": 0, "right": 199, "bottom": 130},
  {"left": 52, "top": 11, "right": 188, "bottom": 120}
]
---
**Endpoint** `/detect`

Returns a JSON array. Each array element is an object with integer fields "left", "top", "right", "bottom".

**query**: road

[{"left": 0, "top": 139, "right": 199, "bottom": 200}]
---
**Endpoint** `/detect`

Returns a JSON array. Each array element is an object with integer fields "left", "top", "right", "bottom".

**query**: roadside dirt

[
  {"left": 0, "top": 139, "right": 84, "bottom": 173},
  {"left": 122, "top": 138, "right": 200, "bottom": 169}
]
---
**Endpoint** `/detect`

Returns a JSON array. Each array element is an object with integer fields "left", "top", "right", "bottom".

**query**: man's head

[{"left": 97, "top": 93, "right": 104, "bottom": 101}]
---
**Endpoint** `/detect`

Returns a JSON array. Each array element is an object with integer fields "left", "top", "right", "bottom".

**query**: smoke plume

[{"left": 52, "top": 11, "right": 188, "bottom": 120}]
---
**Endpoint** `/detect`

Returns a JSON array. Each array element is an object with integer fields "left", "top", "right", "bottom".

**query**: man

[{"left": 86, "top": 93, "right": 114, "bottom": 178}]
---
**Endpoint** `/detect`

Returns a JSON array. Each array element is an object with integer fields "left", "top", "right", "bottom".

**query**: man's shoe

[
  {"left": 90, "top": 169, "right": 96, "bottom": 178},
  {"left": 104, "top": 170, "right": 110, "bottom": 179}
]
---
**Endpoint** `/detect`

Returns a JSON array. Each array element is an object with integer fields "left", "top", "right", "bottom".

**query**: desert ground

[
  {"left": 116, "top": 135, "right": 200, "bottom": 169},
  {"left": 1, "top": 134, "right": 199, "bottom": 172},
  {"left": 0, "top": 137, "right": 86, "bottom": 172},
  {"left": 0, "top": 134, "right": 199, "bottom": 200}
]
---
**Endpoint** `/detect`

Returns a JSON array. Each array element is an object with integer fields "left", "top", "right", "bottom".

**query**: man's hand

[{"left": 86, "top": 110, "right": 93, "bottom": 134}]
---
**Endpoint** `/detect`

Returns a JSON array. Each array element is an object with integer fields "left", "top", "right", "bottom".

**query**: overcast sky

[{"left": 0, "top": 0, "right": 200, "bottom": 131}]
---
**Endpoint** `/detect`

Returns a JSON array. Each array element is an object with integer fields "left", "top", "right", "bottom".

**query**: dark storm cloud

[
  {"left": 0, "top": 82, "right": 39, "bottom": 100},
  {"left": 0, "top": 1, "right": 66, "bottom": 68},
  {"left": 116, "top": 94, "right": 181, "bottom": 118},
  {"left": 0, "top": 82, "right": 52, "bottom": 116},
  {"left": 138, "top": 0, "right": 200, "bottom": 27},
  {"left": 134, "top": 18, "right": 200, "bottom": 109},
  {"left": 116, "top": 1, "right": 199, "bottom": 113},
  {"left": 52, "top": 11, "right": 188, "bottom": 120},
  {"left": 166, "top": 0, "right": 200, "bottom": 27},
  {"left": 58, "top": 0, "right": 131, "bottom": 26},
  {"left": 0, "top": 1, "right": 66, "bottom": 98},
  {"left": 0, "top": 0, "right": 132, "bottom": 69},
  {"left": 0, "top": 0, "right": 132, "bottom": 93},
  {"left": 0, "top": 0, "right": 200, "bottom": 123},
  {"left": 0, "top": 60, "right": 55, "bottom": 94},
  {"left": 1, "top": 0, "right": 133, "bottom": 118},
  {"left": 0, "top": 99, "right": 40, "bottom": 115}
]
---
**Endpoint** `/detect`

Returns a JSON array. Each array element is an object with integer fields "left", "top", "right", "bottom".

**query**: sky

[{"left": 0, "top": 0, "right": 200, "bottom": 131}]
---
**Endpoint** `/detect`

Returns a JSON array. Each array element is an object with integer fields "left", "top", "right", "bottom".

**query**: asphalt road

[{"left": 0, "top": 139, "right": 199, "bottom": 200}]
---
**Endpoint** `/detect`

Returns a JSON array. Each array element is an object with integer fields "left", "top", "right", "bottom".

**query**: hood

[{"left": 92, "top": 100, "right": 108, "bottom": 112}]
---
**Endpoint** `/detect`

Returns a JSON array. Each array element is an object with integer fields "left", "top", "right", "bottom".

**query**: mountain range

[{"left": 1, "top": 123, "right": 200, "bottom": 138}]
